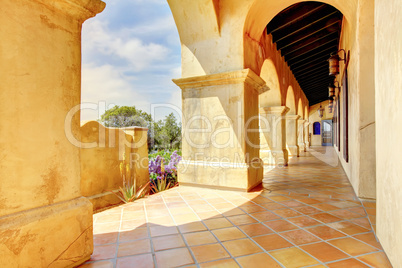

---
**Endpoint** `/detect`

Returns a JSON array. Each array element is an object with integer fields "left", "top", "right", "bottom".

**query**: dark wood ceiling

[{"left": 266, "top": 2, "right": 343, "bottom": 106}]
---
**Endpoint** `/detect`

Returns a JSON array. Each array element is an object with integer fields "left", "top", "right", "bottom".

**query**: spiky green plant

[{"left": 111, "top": 153, "right": 149, "bottom": 203}]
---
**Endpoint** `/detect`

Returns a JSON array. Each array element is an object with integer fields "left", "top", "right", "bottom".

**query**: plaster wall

[
  {"left": 0, "top": 0, "right": 105, "bottom": 266},
  {"left": 375, "top": 0, "right": 402, "bottom": 266},
  {"left": 80, "top": 121, "right": 149, "bottom": 211},
  {"left": 335, "top": 0, "right": 376, "bottom": 199}
]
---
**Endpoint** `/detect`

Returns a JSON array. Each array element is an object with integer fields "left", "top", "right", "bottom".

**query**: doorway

[{"left": 322, "top": 120, "right": 333, "bottom": 146}]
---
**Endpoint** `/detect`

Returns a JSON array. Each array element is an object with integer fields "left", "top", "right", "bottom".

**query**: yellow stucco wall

[
  {"left": 375, "top": 0, "right": 402, "bottom": 266},
  {"left": 0, "top": 0, "right": 105, "bottom": 266},
  {"left": 80, "top": 121, "right": 149, "bottom": 211}
]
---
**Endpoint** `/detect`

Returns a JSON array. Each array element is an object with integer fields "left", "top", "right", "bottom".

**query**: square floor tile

[
  {"left": 80, "top": 261, "right": 114, "bottom": 268},
  {"left": 306, "top": 226, "right": 346, "bottom": 240},
  {"left": 357, "top": 252, "right": 393, "bottom": 268},
  {"left": 327, "top": 221, "right": 369, "bottom": 235},
  {"left": 294, "top": 206, "right": 323, "bottom": 215},
  {"left": 287, "top": 216, "right": 321, "bottom": 227},
  {"left": 191, "top": 243, "right": 230, "bottom": 263},
  {"left": 236, "top": 253, "right": 281, "bottom": 268},
  {"left": 152, "top": 234, "right": 185, "bottom": 251},
  {"left": 250, "top": 211, "right": 280, "bottom": 222},
  {"left": 155, "top": 248, "right": 194, "bottom": 268},
  {"left": 352, "top": 233, "right": 382, "bottom": 249},
  {"left": 328, "top": 237, "right": 378, "bottom": 256},
  {"left": 90, "top": 244, "right": 117, "bottom": 261},
  {"left": 227, "top": 214, "right": 258, "bottom": 225},
  {"left": 310, "top": 213, "right": 342, "bottom": 223},
  {"left": 253, "top": 234, "right": 293, "bottom": 251},
  {"left": 183, "top": 231, "right": 218, "bottom": 246},
  {"left": 119, "top": 228, "right": 148, "bottom": 242},
  {"left": 149, "top": 226, "right": 178, "bottom": 237},
  {"left": 116, "top": 254, "right": 154, "bottom": 268},
  {"left": 117, "top": 239, "right": 151, "bottom": 257},
  {"left": 203, "top": 218, "right": 233, "bottom": 230},
  {"left": 222, "top": 238, "right": 262, "bottom": 257},
  {"left": 178, "top": 222, "right": 207, "bottom": 233},
  {"left": 273, "top": 208, "right": 302, "bottom": 218},
  {"left": 301, "top": 242, "right": 348, "bottom": 262},
  {"left": 212, "top": 227, "right": 246, "bottom": 241},
  {"left": 265, "top": 219, "right": 299, "bottom": 232},
  {"left": 327, "top": 258, "right": 370, "bottom": 268},
  {"left": 238, "top": 223, "right": 273, "bottom": 237},
  {"left": 200, "top": 258, "right": 239, "bottom": 267},
  {"left": 280, "top": 229, "right": 321, "bottom": 245},
  {"left": 94, "top": 233, "right": 119, "bottom": 245},
  {"left": 270, "top": 247, "right": 319, "bottom": 268}
]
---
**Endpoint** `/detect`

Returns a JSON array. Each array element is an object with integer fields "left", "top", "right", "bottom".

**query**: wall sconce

[
  {"left": 328, "top": 80, "right": 340, "bottom": 99},
  {"left": 328, "top": 49, "right": 346, "bottom": 76},
  {"left": 318, "top": 103, "right": 325, "bottom": 118}
]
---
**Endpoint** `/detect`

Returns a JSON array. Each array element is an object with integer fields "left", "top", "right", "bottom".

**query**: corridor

[{"left": 81, "top": 148, "right": 391, "bottom": 268}]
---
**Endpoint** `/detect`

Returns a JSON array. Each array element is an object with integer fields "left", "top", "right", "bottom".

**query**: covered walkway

[{"left": 81, "top": 148, "right": 390, "bottom": 268}]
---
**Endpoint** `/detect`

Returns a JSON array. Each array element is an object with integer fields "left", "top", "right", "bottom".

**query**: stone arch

[
  {"left": 259, "top": 59, "right": 281, "bottom": 107},
  {"left": 297, "top": 98, "right": 304, "bottom": 119},
  {"left": 244, "top": 0, "right": 356, "bottom": 43},
  {"left": 285, "top": 86, "right": 296, "bottom": 114}
]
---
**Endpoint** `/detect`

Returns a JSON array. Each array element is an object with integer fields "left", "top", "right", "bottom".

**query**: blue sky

[{"left": 81, "top": 0, "right": 182, "bottom": 122}]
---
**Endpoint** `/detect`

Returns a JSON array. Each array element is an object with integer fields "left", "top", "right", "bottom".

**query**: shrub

[{"left": 149, "top": 151, "right": 181, "bottom": 194}]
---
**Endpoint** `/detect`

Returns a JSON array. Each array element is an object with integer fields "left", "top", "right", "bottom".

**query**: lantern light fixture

[
  {"left": 328, "top": 80, "right": 340, "bottom": 99},
  {"left": 318, "top": 103, "right": 325, "bottom": 118},
  {"left": 328, "top": 49, "right": 346, "bottom": 76}
]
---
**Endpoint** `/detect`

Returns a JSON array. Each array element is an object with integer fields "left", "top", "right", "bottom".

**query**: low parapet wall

[{"left": 80, "top": 121, "right": 149, "bottom": 211}]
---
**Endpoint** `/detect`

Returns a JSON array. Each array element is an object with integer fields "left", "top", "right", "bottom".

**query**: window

[{"left": 313, "top": 122, "right": 321, "bottom": 135}]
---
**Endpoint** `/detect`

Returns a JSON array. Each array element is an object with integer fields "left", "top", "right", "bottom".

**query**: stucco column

[
  {"left": 298, "top": 119, "right": 307, "bottom": 153},
  {"left": 285, "top": 115, "right": 300, "bottom": 157},
  {"left": 304, "top": 121, "right": 310, "bottom": 149},
  {"left": 0, "top": 0, "right": 105, "bottom": 267},
  {"left": 173, "top": 69, "right": 265, "bottom": 191},
  {"left": 259, "top": 106, "right": 290, "bottom": 167}
]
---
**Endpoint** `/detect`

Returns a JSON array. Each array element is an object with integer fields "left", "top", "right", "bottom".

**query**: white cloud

[
  {"left": 81, "top": 64, "right": 150, "bottom": 120},
  {"left": 81, "top": 0, "right": 182, "bottom": 121}
]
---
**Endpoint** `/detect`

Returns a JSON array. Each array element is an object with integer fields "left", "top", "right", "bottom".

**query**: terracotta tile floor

[{"left": 80, "top": 147, "right": 392, "bottom": 268}]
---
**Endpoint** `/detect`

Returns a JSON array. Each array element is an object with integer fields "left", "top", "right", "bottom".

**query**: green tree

[
  {"left": 160, "top": 113, "right": 181, "bottom": 149},
  {"left": 100, "top": 105, "right": 152, "bottom": 128},
  {"left": 99, "top": 106, "right": 181, "bottom": 151}
]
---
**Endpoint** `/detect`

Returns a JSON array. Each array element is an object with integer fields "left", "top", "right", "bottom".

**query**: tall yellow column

[
  {"left": 304, "top": 121, "right": 310, "bottom": 149},
  {"left": 260, "top": 106, "right": 290, "bottom": 167},
  {"left": 173, "top": 69, "right": 265, "bottom": 191},
  {"left": 286, "top": 115, "right": 300, "bottom": 157},
  {"left": 298, "top": 119, "right": 307, "bottom": 154},
  {"left": 0, "top": 0, "right": 105, "bottom": 267}
]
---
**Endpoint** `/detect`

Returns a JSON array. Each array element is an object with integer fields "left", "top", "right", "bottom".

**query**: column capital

[
  {"left": 259, "top": 106, "right": 290, "bottom": 116},
  {"left": 298, "top": 119, "right": 307, "bottom": 124},
  {"left": 303, "top": 121, "right": 311, "bottom": 127},
  {"left": 173, "top": 69, "right": 269, "bottom": 94},
  {"left": 35, "top": 0, "right": 106, "bottom": 21},
  {"left": 285, "top": 114, "right": 301, "bottom": 120}
]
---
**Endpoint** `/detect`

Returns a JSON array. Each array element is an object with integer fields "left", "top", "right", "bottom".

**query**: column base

[
  {"left": 178, "top": 159, "right": 263, "bottom": 191},
  {"left": 0, "top": 197, "right": 93, "bottom": 268},
  {"left": 298, "top": 143, "right": 306, "bottom": 154},
  {"left": 287, "top": 145, "right": 300, "bottom": 157}
]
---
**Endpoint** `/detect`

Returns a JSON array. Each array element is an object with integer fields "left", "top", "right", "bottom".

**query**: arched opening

[{"left": 285, "top": 86, "right": 296, "bottom": 114}]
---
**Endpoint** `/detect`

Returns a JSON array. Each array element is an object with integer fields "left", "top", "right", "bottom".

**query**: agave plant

[
  {"left": 111, "top": 153, "right": 149, "bottom": 203},
  {"left": 150, "top": 174, "right": 171, "bottom": 194}
]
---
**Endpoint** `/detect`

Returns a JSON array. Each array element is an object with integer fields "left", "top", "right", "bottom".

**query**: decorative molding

[
  {"left": 285, "top": 114, "right": 301, "bottom": 120},
  {"left": 260, "top": 106, "right": 290, "bottom": 116},
  {"left": 173, "top": 69, "right": 269, "bottom": 94},
  {"left": 33, "top": 0, "right": 106, "bottom": 21}
]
